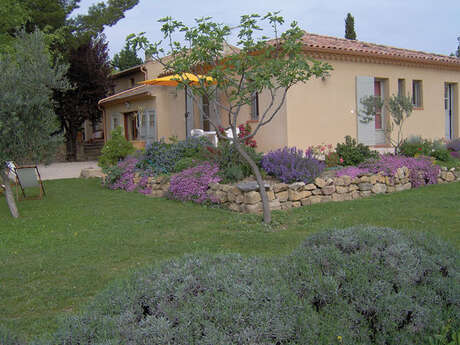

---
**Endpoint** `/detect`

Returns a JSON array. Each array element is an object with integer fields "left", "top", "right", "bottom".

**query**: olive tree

[
  {"left": 360, "top": 94, "right": 414, "bottom": 153},
  {"left": 0, "top": 30, "right": 69, "bottom": 218},
  {"left": 130, "top": 13, "right": 332, "bottom": 224}
]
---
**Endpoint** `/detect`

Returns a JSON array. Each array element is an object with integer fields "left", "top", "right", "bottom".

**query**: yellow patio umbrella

[{"left": 139, "top": 73, "right": 216, "bottom": 86}]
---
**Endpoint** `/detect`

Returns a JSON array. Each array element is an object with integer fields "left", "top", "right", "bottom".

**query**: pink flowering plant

[
  {"left": 169, "top": 162, "right": 221, "bottom": 203},
  {"left": 336, "top": 155, "right": 440, "bottom": 187},
  {"left": 306, "top": 143, "right": 334, "bottom": 161},
  {"left": 104, "top": 157, "right": 153, "bottom": 195}
]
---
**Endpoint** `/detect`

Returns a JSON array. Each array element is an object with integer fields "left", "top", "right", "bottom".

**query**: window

[
  {"left": 130, "top": 78, "right": 135, "bottom": 88},
  {"left": 412, "top": 80, "right": 423, "bottom": 107},
  {"left": 398, "top": 79, "right": 405, "bottom": 97},
  {"left": 250, "top": 92, "right": 259, "bottom": 121}
]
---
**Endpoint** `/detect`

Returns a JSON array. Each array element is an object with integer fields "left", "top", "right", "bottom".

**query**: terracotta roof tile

[{"left": 299, "top": 33, "right": 460, "bottom": 66}]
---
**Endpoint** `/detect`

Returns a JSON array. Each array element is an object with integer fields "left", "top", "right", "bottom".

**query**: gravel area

[{"left": 37, "top": 161, "right": 100, "bottom": 180}]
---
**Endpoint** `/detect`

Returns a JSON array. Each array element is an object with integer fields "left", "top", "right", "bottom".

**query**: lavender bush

[
  {"left": 337, "top": 155, "right": 440, "bottom": 188},
  {"left": 169, "top": 162, "right": 221, "bottom": 203},
  {"left": 447, "top": 138, "right": 460, "bottom": 160},
  {"left": 261, "top": 147, "right": 325, "bottom": 184},
  {"left": 104, "top": 157, "right": 153, "bottom": 195}
]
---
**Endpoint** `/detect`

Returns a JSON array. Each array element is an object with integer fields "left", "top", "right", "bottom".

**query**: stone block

[
  {"left": 276, "top": 190, "right": 289, "bottom": 202},
  {"left": 332, "top": 193, "right": 347, "bottom": 202},
  {"left": 244, "top": 202, "right": 262, "bottom": 214},
  {"left": 244, "top": 191, "right": 261, "bottom": 204},
  {"left": 209, "top": 182, "right": 220, "bottom": 190},
  {"left": 359, "top": 176, "right": 370, "bottom": 183},
  {"left": 235, "top": 194, "right": 244, "bottom": 204},
  {"left": 215, "top": 190, "right": 228, "bottom": 203},
  {"left": 305, "top": 183, "right": 317, "bottom": 190},
  {"left": 273, "top": 183, "right": 288, "bottom": 193},
  {"left": 371, "top": 183, "right": 387, "bottom": 194},
  {"left": 314, "top": 177, "right": 327, "bottom": 188},
  {"left": 288, "top": 189, "right": 311, "bottom": 201},
  {"left": 334, "top": 177, "right": 345, "bottom": 186},
  {"left": 369, "top": 175, "right": 378, "bottom": 184},
  {"left": 269, "top": 199, "right": 281, "bottom": 211},
  {"left": 351, "top": 191, "right": 360, "bottom": 200},
  {"left": 309, "top": 196, "right": 322, "bottom": 204},
  {"left": 300, "top": 198, "right": 311, "bottom": 206},
  {"left": 237, "top": 181, "right": 269, "bottom": 192},
  {"left": 360, "top": 191, "right": 372, "bottom": 198},
  {"left": 385, "top": 176, "right": 394, "bottom": 186},
  {"left": 342, "top": 175, "right": 352, "bottom": 186},
  {"left": 281, "top": 201, "right": 293, "bottom": 210},
  {"left": 220, "top": 184, "right": 233, "bottom": 192},
  {"left": 348, "top": 184, "right": 359, "bottom": 191},
  {"left": 400, "top": 177, "right": 409, "bottom": 184},
  {"left": 149, "top": 190, "right": 167, "bottom": 198},
  {"left": 292, "top": 201, "right": 301, "bottom": 208},
  {"left": 395, "top": 183, "right": 411, "bottom": 192},
  {"left": 312, "top": 189, "right": 322, "bottom": 195},
  {"left": 322, "top": 185, "right": 336, "bottom": 195},
  {"left": 266, "top": 190, "right": 276, "bottom": 201},
  {"left": 228, "top": 203, "right": 241, "bottom": 212},
  {"left": 387, "top": 186, "right": 396, "bottom": 193},
  {"left": 359, "top": 183, "right": 373, "bottom": 191},
  {"left": 288, "top": 182, "right": 305, "bottom": 191},
  {"left": 376, "top": 174, "right": 386, "bottom": 183},
  {"left": 336, "top": 186, "right": 348, "bottom": 194}
]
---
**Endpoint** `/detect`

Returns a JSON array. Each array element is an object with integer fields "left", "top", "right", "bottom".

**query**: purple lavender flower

[{"left": 169, "top": 162, "right": 221, "bottom": 203}]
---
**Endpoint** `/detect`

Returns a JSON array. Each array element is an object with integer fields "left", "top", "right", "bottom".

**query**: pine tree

[
  {"left": 112, "top": 41, "right": 143, "bottom": 71},
  {"left": 345, "top": 13, "right": 357, "bottom": 40}
]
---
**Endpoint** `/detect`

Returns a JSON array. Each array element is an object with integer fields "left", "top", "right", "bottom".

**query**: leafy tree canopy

[
  {"left": 0, "top": 30, "right": 70, "bottom": 217},
  {"left": 112, "top": 39, "right": 143, "bottom": 71}
]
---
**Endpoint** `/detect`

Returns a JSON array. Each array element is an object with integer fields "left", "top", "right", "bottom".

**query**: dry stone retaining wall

[{"left": 123, "top": 166, "right": 460, "bottom": 214}]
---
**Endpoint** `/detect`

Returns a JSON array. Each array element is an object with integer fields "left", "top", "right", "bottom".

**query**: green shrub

[
  {"left": 98, "top": 127, "right": 135, "bottom": 169},
  {"left": 42, "top": 227, "right": 459, "bottom": 345},
  {"left": 400, "top": 136, "right": 433, "bottom": 157},
  {"left": 325, "top": 151, "right": 340, "bottom": 167},
  {"left": 173, "top": 157, "right": 200, "bottom": 172},
  {"left": 335, "top": 135, "right": 378, "bottom": 166},
  {"left": 202, "top": 141, "right": 263, "bottom": 183}
]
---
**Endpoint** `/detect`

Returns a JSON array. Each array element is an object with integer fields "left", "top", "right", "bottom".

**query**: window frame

[{"left": 412, "top": 80, "right": 423, "bottom": 108}]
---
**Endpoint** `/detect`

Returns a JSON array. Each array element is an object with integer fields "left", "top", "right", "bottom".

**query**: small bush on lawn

[
  {"left": 104, "top": 157, "right": 153, "bottom": 194},
  {"left": 137, "top": 137, "right": 209, "bottom": 174},
  {"left": 261, "top": 147, "right": 325, "bottom": 183},
  {"left": 98, "top": 127, "right": 135, "bottom": 169},
  {"left": 169, "top": 161, "right": 220, "bottom": 203},
  {"left": 42, "top": 227, "right": 459, "bottom": 345},
  {"left": 335, "top": 135, "right": 379, "bottom": 166}
]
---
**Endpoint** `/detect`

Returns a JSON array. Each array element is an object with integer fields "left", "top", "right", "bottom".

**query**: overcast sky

[{"left": 73, "top": 0, "right": 460, "bottom": 58}]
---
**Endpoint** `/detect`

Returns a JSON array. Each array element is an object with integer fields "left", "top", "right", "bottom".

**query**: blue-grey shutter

[
  {"left": 356, "top": 76, "right": 375, "bottom": 146},
  {"left": 138, "top": 111, "right": 146, "bottom": 139},
  {"left": 146, "top": 109, "right": 157, "bottom": 143},
  {"left": 111, "top": 113, "right": 123, "bottom": 132}
]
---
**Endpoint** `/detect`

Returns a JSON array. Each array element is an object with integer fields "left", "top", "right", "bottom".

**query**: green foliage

[
  {"left": 0, "top": 29, "right": 69, "bottom": 168},
  {"left": 400, "top": 136, "right": 433, "bottom": 157},
  {"left": 335, "top": 136, "right": 378, "bottom": 166},
  {"left": 345, "top": 13, "right": 357, "bottom": 40},
  {"left": 201, "top": 141, "right": 263, "bottom": 183},
  {"left": 111, "top": 39, "right": 143, "bottom": 71},
  {"left": 39, "top": 227, "right": 459, "bottom": 344},
  {"left": 427, "top": 322, "right": 460, "bottom": 345},
  {"left": 98, "top": 127, "right": 134, "bottom": 169},
  {"left": 173, "top": 157, "right": 200, "bottom": 173},
  {"left": 0, "top": 0, "right": 29, "bottom": 52},
  {"left": 325, "top": 151, "right": 340, "bottom": 167},
  {"left": 360, "top": 94, "right": 414, "bottom": 153}
]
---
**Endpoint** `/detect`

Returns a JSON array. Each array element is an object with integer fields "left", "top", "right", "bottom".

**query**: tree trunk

[
  {"left": 1, "top": 169, "right": 19, "bottom": 218},
  {"left": 233, "top": 141, "right": 271, "bottom": 224},
  {"left": 66, "top": 127, "right": 78, "bottom": 161}
]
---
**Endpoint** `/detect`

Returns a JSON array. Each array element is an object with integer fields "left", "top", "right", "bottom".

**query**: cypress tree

[{"left": 345, "top": 13, "right": 357, "bottom": 40}]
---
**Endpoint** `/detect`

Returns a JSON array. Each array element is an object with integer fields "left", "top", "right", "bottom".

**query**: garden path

[{"left": 38, "top": 161, "right": 99, "bottom": 180}]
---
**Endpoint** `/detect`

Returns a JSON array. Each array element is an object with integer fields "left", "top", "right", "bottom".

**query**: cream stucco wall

[
  {"left": 113, "top": 71, "right": 146, "bottom": 94},
  {"left": 279, "top": 58, "right": 460, "bottom": 150}
]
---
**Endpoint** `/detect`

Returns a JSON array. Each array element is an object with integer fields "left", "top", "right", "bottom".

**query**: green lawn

[{"left": 1, "top": 178, "right": 459, "bottom": 340}]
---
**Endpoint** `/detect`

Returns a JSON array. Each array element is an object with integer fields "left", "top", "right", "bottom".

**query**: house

[{"left": 98, "top": 33, "right": 460, "bottom": 152}]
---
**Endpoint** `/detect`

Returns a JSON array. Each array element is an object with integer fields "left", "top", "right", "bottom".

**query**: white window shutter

[{"left": 356, "top": 76, "right": 375, "bottom": 146}]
